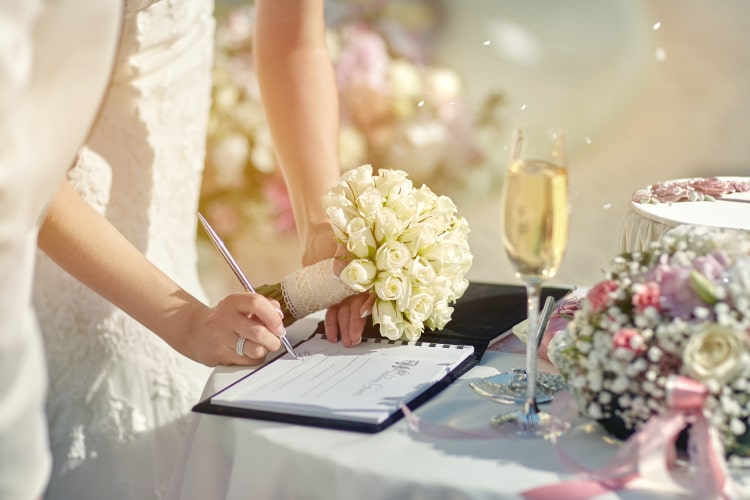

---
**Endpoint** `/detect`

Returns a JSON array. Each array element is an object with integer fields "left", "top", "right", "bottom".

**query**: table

[
  {"left": 619, "top": 176, "right": 750, "bottom": 253},
  {"left": 166, "top": 310, "right": 750, "bottom": 500}
]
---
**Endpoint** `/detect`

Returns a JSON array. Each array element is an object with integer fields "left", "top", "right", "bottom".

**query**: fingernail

[
  {"left": 275, "top": 325, "right": 287, "bottom": 338},
  {"left": 360, "top": 308, "right": 371, "bottom": 319},
  {"left": 353, "top": 337, "right": 362, "bottom": 346},
  {"left": 275, "top": 308, "right": 284, "bottom": 319}
]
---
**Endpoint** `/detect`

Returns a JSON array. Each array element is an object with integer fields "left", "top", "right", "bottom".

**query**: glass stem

[{"left": 524, "top": 281, "right": 541, "bottom": 414}]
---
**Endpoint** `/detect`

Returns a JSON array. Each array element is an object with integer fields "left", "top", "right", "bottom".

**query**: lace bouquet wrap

[{"left": 258, "top": 164, "right": 473, "bottom": 341}]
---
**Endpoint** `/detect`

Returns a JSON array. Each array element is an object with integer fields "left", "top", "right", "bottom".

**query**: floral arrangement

[
  {"left": 324, "top": 164, "right": 472, "bottom": 341},
  {"left": 632, "top": 176, "right": 750, "bottom": 204},
  {"left": 199, "top": 1, "right": 499, "bottom": 246},
  {"left": 554, "top": 224, "right": 750, "bottom": 463}
]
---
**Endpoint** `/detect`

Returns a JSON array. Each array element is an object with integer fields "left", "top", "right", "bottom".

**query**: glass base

[
  {"left": 491, "top": 406, "right": 570, "bottom": 438},
  {"left": 469, "top": 369, "right": 564, "bottom": 405}
]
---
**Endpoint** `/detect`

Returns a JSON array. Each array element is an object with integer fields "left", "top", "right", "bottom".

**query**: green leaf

[{"left": 689, "top": 270, "right": 718, "bottom": 305}]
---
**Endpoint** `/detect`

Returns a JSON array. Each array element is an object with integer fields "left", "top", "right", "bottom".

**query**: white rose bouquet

[
  {"left": 554, "top": 224, "right": 750, "bottom": 463},
  {"left": 258, "top": 164, "right": 472, "bottom": 342}
]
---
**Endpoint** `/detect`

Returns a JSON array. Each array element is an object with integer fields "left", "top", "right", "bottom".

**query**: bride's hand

[
  {"left": 181, "top": 293, "right": 287, "bottom": 367},
  {"left": 324, "top": 292, "right": 375, "bottom": 347},
  {"left": 302, "top": 225, "right": 373, "bottom": 347}
]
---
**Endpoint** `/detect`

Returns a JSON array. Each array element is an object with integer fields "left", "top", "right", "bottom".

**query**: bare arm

[
  {"left": 254, "top": 0, "right": 372, "bottom": 346},
  {"left": 38, "top": 181, "right": 285, "bottom": 366},
  {"left": 254, "top": 0, "right": 340, "bottom": 266}
]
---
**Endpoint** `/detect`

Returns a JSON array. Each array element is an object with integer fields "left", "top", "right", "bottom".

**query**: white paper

[{"left": 211, "top": 335, "right": 474, "bottom": 424}]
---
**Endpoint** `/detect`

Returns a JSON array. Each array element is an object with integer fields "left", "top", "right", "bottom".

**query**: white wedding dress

[{"left": 33, "top": 1, "right": 215, "bottom": 499}]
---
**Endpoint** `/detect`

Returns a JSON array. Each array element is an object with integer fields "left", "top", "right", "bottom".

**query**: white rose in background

[{"left": 683, "top": 323, "right": 747, "bottom": 384}]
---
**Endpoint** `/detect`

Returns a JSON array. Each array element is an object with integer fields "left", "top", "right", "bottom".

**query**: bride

[
  {"left": 32, "top": 1, "right": 225, "bottom": 498},
  {"left": 33, "top": 0, "right": 369, "bottom": 498}
]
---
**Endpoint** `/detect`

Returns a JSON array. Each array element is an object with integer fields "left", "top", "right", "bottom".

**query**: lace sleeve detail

[{"left": 280, "top": 258, "right": 357, "bottom": 319}]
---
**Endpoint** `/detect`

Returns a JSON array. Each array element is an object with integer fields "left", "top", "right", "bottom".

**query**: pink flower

[
  {"left": 587, "top": 280, "right": 618, "bottom": 314},
  {"left": 688, "top": 177, "right": 749, "bottom": 197},
  {"left": 612, "top": 328, "right": 646, "bottom": 355},
  {"left": 632, "top": 282, "right": 661, "bottom": 314},
  {"left": 335, "top": 24, "right": 390, "bottom": 92}
]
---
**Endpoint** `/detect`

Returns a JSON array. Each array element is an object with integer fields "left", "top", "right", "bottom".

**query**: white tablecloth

[
  {"left": 166, "top": 313, "right": 750, "bottom": 500},
  {"left": 619, "top": 177, "right": 750, "bottom": 253}
]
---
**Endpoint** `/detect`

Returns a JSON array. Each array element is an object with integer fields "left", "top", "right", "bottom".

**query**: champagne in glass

[{"left": 493, "top": 126, "right": 570, "bottom": 437}]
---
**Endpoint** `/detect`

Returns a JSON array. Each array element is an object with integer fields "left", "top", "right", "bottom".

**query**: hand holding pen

[{"left": 198, "top": 213, "right": 299, "bottom": 360}]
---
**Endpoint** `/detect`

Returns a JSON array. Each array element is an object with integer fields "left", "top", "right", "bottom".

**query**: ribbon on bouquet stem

[{"left": 521, "top": 376, "right": 733, "bottom": 500}]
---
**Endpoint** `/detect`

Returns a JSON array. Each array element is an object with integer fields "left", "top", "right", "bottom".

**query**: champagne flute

[{"left": 491, "top": 126, "right": 570, "bottom": 437}]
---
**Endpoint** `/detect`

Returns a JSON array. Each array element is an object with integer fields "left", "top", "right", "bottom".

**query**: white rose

[
  {"left": 373, "top": 272, "right": 411, "bottom": 311},
  {"left": 399, "top": 222, "right": 438, "bottom": 256},
  {"left": 373, "top": 299, "right": 405, "bottom": 340},
  {"left": 341, "top": 164, "right": 374, "bottom": 198},
  {"left": 374, "top": 240, "right": 411, "bottom": 272},
  {"left": 385, "top": 191, "right": 418, "bottom": 226},
  {"left": 401, "top": 321, "right": 423, "bottom": 342},
  {"left": 326, "top": 206, "right": 349, "bottom": 244},
  {"left": 323, "top": 192, "right": 358, "bottom": 221},
  {"left": 683, "top": 323, "right": 746, "bottom": 384},
  {"left": 373, "top": 207, "right": 403, "bottom": 243},
  {"left": 405, "top": 293, "right": 434, "bottom": 324},
  {"left": 420, "top": 241, "right": 463, "bottom": 274},
  {"left": 387, "top": 59, "right": 423, "bottom": 100},
  {"left": 339, "top": 259, "right": 377, "bottom": 292},
  {"left": 375, "top": 169, "right": 411, "bottom": 200},
  {"left": 355, "top": 186, "right": 384, "bottom": 223},
  {"left": 346, "top": 217, "right": 376, "bottom": 258},
  {"left": 425, "top": 302, "right": 454, "bottom": 331},
  {"left": 426, "top": 276, "right": 452, "bottom": 304},
  {"left": 408, "top": 256, "right": 436, "bottom": 285},
  {"left": 425, "top": 67, "right": 461, "bottom": 101}
]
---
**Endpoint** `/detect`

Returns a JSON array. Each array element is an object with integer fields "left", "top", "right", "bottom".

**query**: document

[
  {"left": 194, "top": 334, "right": 475, "bottom": 433},
  {"left": 193, "top": 282, "right": 572, "bottom": 432}
]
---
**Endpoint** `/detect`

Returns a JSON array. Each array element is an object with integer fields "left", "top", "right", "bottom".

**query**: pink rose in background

[
  {"left": 688, "top": 177, "right": 750, "bottom": 197},
  {"left": 633, "top": 177, "right": 750, "bottom": 204},
  {"left": 632, "top": 282, "right": 661, "bottom": 314},
  {"left": 612, "top": 327, "right": 646, "bottom": 355},
  {"left": 587, "top": 280, "right": 618, "bottom": 314},
  {"left": 336, "top": 24, "right": 390, "bottom": 93}
]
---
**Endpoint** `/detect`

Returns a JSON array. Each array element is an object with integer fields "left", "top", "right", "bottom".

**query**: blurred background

[{"left": 199, "top": 0, "right": 750, "bottom": 302}]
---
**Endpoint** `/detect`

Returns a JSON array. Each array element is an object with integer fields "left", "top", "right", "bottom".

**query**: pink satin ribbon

[{"left": 522, "top": 376, "right": 733, "bottom": 500}]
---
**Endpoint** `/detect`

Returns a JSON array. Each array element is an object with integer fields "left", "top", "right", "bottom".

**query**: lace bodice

[{"left": 33, "top": 1, "right": 215, "bottom": 498}]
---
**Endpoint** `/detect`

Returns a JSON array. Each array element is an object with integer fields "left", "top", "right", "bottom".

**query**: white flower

[
  {"left": 346, "top": 217, "right": 377, "bottom": 258},
  {"left": 339, "top": 259, "right": 377, "bottom": 292},
  {"left": 425, "top": 302, "right": 453, "bottom": 331},
  {"left": 323, "top": 164, "right": 472, "bottom": 341},
  {"left": 374, "top": 240, "right": 411, "bottom": 272},
  {"left": 373, "top": 272, "right": 411, "bottom": 311},
  {"left": 682, "top": 323, "right": 746, "bottom": 384},
  {"left": 373, "top": 207, "right": 403, "bottom": 243},
  {"left": 405, "top": 292, "right": 434, "bottom": 324},
  {"left": 408, "top": 256, "right": 437, "bottom": 285},
  {"left": 373, "top": 299, "right": 405, "bottom": 341}
]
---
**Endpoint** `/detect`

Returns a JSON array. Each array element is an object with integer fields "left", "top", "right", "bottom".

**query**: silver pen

[{"left": 197, "top": 213, "right": 299, "bottom": 359}]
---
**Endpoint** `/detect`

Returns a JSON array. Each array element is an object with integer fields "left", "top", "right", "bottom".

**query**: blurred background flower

[{"left": 199, "top": 0, "right": 503, "bottom": 250}]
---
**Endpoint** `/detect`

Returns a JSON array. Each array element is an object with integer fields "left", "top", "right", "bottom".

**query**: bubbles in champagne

[{"left": 500, "top": 159, "right": 570, "bottom": 280}]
